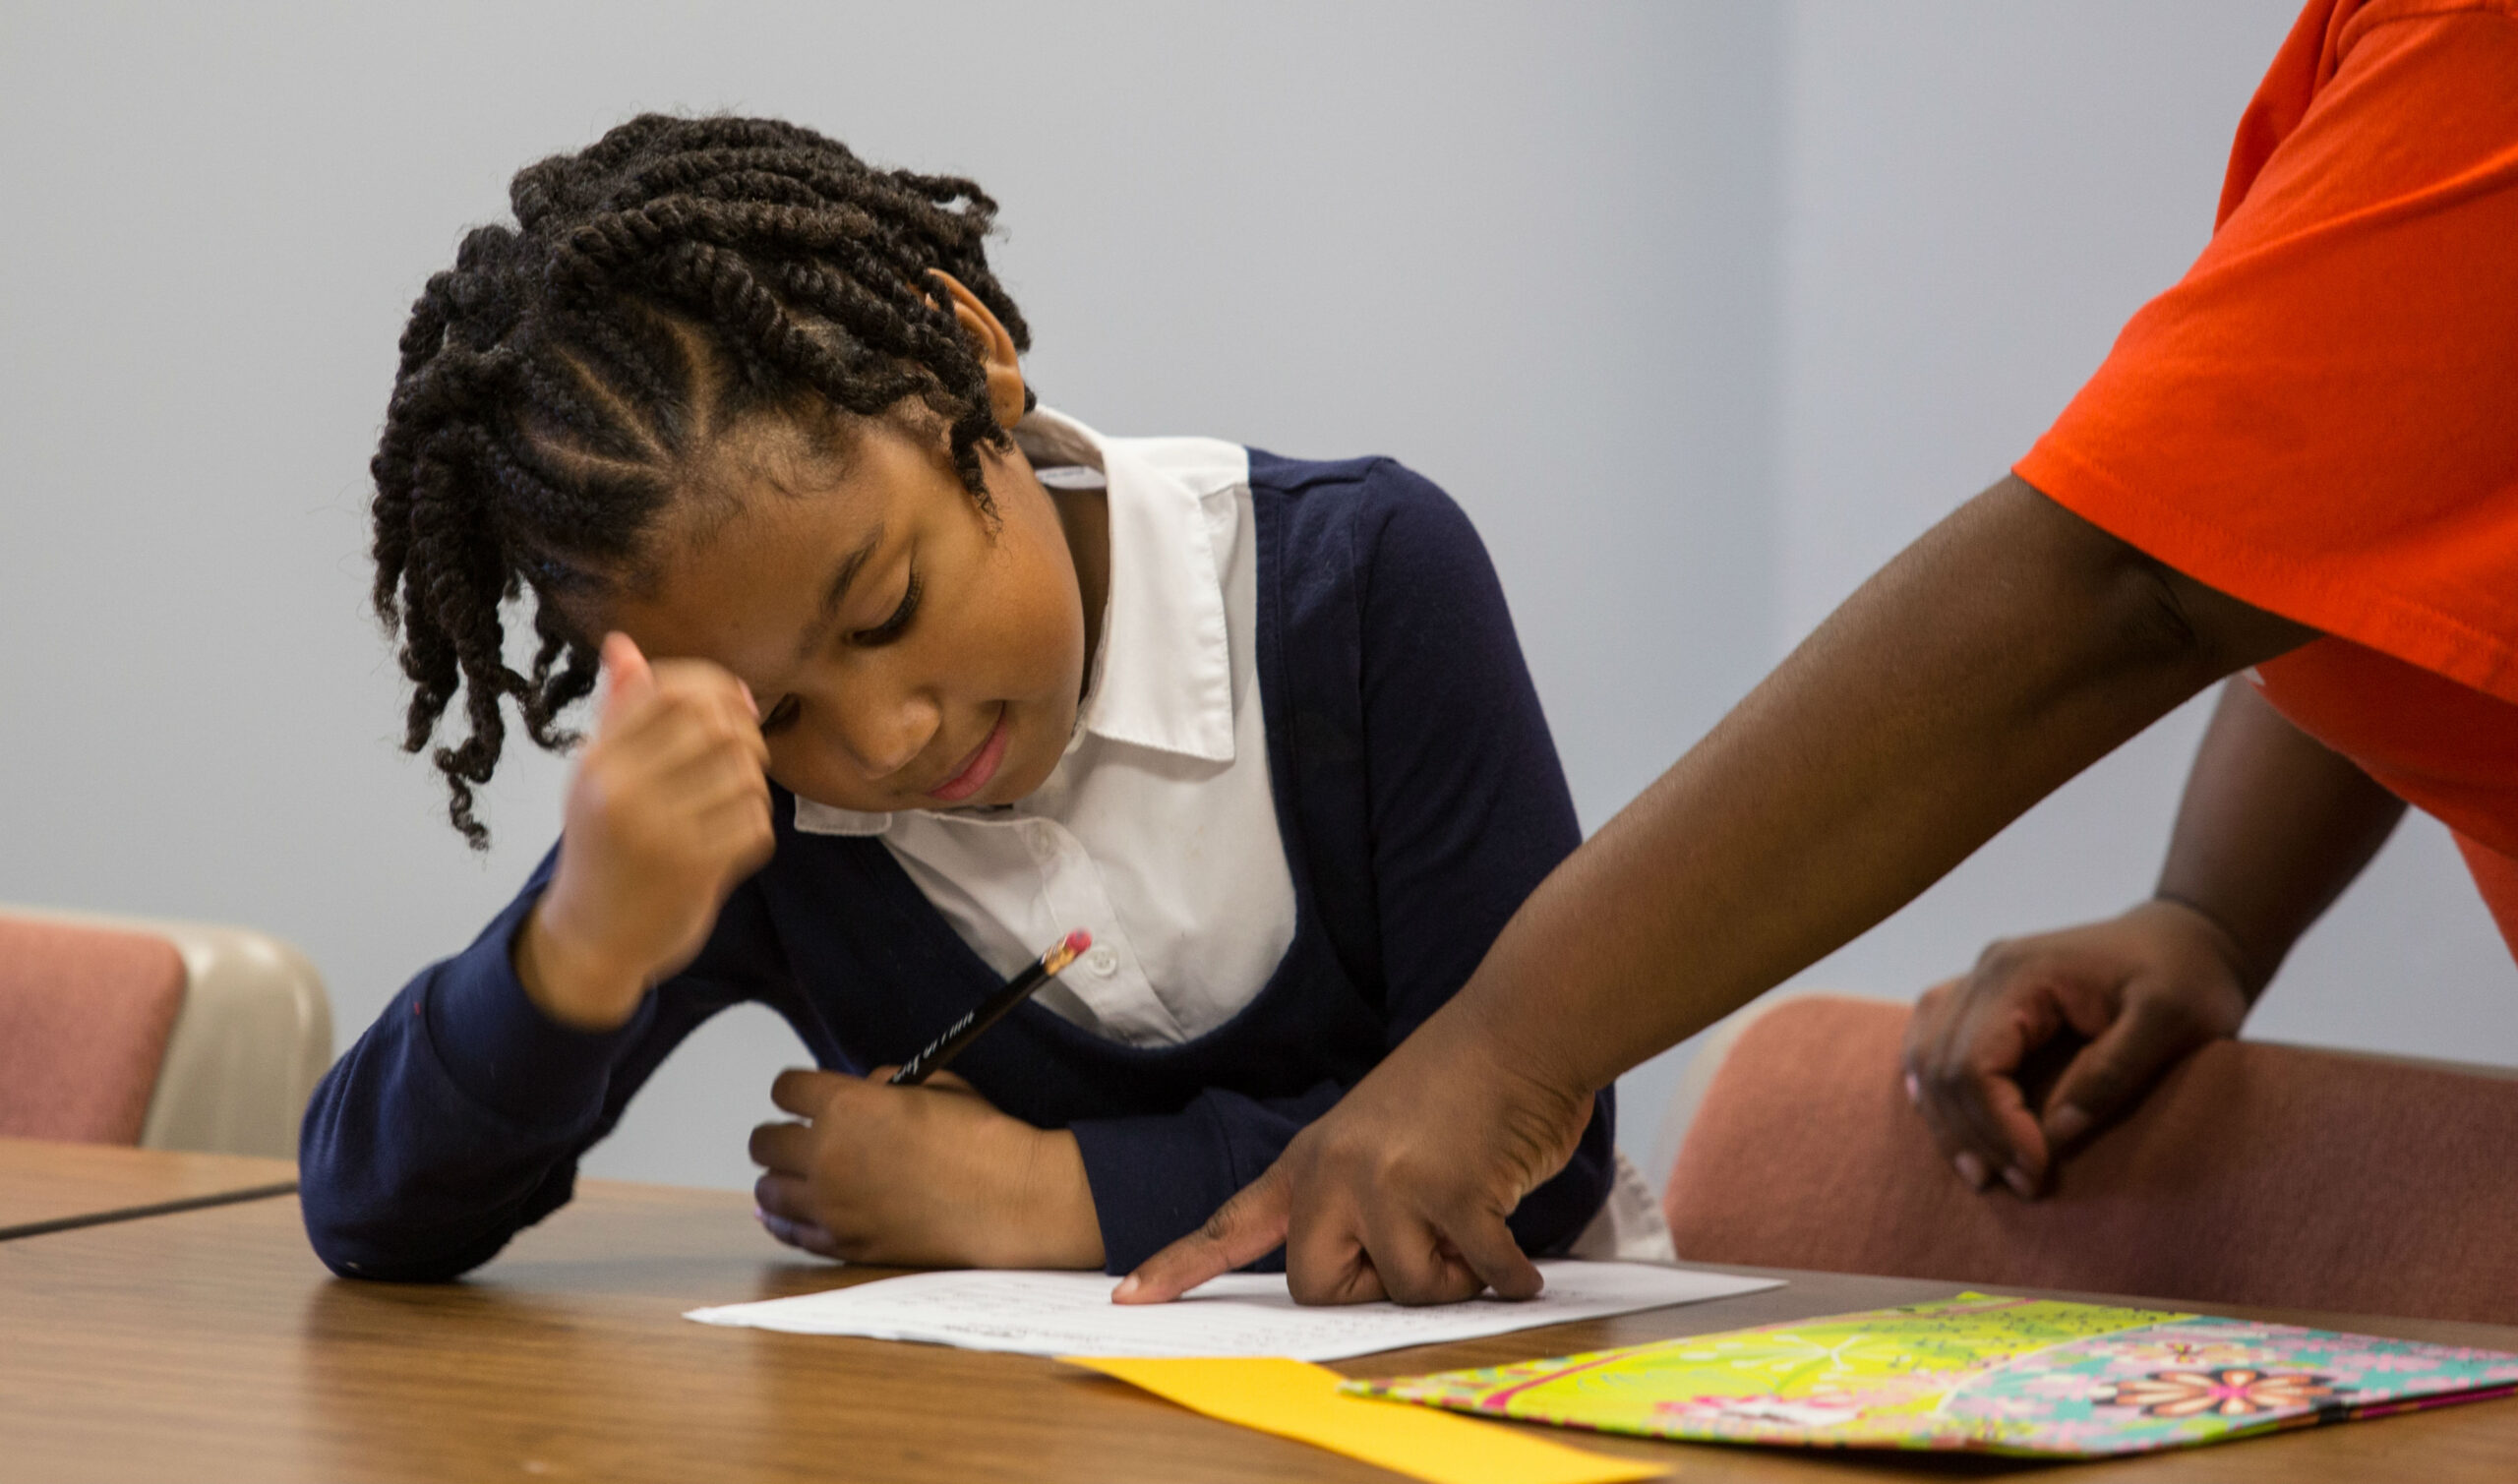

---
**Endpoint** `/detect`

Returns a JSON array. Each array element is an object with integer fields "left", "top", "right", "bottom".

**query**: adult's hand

[
  {"left": 1116, "top": 1010, "right": 1593, "bottom": 1306},
  {"left": 1901, "top": 680, "right": 2404, "bottom": 1197},
  {"left": 1901, "top": 899, "right": 2253, "bottom": 1198}
]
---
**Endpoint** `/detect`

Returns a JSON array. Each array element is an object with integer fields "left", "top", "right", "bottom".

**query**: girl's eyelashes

[
  {"left": 759, "top": 564, "right": 919, "bottom": 739},
  {"left": 850, "top": 568, "right": 921, "bottom": 647}
]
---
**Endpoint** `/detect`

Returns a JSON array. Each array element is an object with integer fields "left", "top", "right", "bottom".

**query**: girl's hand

[
  {"left": 514, "top": 632, "right": 775, "bottom": 1031},
  {"left": 748, "top": 1068, "right": 1105, "bottom": 1270},
  {"left": 1900, "top": 898, "right": 2255, "bottom": 1198}
]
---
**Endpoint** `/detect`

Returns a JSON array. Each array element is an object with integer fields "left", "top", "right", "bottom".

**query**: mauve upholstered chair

[
  {"left": 0, "top": 907, "right": 331, "bottom": 1158},
  {"left": 1661, "top": 994, "right": 2518, "bottom": 1325}
]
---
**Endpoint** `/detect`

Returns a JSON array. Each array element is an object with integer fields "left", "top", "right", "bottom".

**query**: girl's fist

[{"left": 514, "top": 633, "right": 775, "bottom": 1030}]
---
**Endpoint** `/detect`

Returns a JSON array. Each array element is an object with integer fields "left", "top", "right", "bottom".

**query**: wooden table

[
  {"left": 1, "top": 1176, "right": 2513, "bottom": 1483},
  {"left": 0, "top": 1134, "right": 295, "bottom": 1240}
]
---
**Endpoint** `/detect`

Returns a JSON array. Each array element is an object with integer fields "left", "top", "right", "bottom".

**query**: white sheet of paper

[{"left": 683, "top": 1260, "right": 1780, "bottom": 1361}]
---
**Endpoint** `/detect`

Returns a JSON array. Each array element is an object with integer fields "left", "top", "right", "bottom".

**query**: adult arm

[
  {"left": 1903, "top": 680, "right": 2404, "bottom": 1195},
  {"left": 1119, "top": 475, "right": 2314, "bottom": 1305},
  {"left": 1073, "top": 460, "right": 1611, "bottom": 1275}
]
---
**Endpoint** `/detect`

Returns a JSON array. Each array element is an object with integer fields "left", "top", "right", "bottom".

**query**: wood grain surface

[
  {"left": 1, "top": 1174, "right": 2513, "bottom": 1483},
  {"left": 0, "top": 1134, "right": 295, "bottom": 1240}
]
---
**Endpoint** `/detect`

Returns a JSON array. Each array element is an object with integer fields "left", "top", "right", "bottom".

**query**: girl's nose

[{"left": 831, "top": 689, "right": 938, "bottom": 782}]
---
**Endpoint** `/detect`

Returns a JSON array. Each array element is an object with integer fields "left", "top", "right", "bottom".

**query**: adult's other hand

[
  {"left": 1901, "top": 677, "right": 2405, "bottom": 1199},
  {"left": 1901, "top": 899, "right": 2253, "bottom": 1198}
]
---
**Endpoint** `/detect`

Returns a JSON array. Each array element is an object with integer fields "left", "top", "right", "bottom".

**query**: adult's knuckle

[
  {"left": 1973, "top": 939, "right": 2027, "bottom": 981},
  {"left": 2130, "top": 992, "right": 2211, "bottom": 1045}
]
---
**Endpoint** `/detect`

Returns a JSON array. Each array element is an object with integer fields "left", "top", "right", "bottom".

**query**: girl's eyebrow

[{"left": 794, "top": 522, "right": 885, "bottom": 663}]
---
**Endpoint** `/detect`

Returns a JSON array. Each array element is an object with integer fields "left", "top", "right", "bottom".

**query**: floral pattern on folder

[{"left": 1344, "top": 1292, "right": 2518, "bottom": 1458}]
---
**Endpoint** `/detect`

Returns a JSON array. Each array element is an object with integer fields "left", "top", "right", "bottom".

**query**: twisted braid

[{"left": 370, "top": 114, "right": 1030, "bottom": 846}]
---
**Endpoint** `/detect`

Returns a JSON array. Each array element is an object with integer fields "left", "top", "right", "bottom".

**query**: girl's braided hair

[{"left": 370, "top": 114, "right": 1031, "bottom": 848}]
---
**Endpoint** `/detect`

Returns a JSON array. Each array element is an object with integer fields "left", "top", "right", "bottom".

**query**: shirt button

[{"left": 1085, "top": 946, "right": 1119, "bottom": 977}]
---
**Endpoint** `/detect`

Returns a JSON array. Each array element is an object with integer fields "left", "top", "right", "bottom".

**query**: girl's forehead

[
  {"left": 604, "top": 424, "right": 961, "bottom": 664},
  {"left": 634, "top": 484, "right": 883, "bottom": 629}
]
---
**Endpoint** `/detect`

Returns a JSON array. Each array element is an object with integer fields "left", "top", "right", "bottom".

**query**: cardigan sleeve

[
  {"left": 296, "top": 846, "right": 793, "bottom": 1280},
  {"left": 1070, "top": 460, "right": 1614, "bottom": 1275},
  {"left": 1348, "top": 461, "right": 1616, "bottom": 1250}
]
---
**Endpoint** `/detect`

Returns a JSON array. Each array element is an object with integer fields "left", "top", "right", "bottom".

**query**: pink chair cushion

[
  {"left": 1663, "top": 995, "right": 2518, "bottom": 1325},
  {"left": 0, "top": 916, "right": 187, "bottom": 1144}
]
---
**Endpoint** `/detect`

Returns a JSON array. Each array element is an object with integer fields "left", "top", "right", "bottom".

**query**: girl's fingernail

[
  {"left": 1112, "top": 1275, "right": 1141, "bottom": 1300},
  {"left": 2003, "top": 1165, "right": 2036, "bottom": 1199},
  {"left": 1903, "top": 1072, "right": 1921, "bottom": 1105},
  {"left": 2047, "top": 1105, "right": 2091, "bottom": 1146},
  {"left": 1953, "top": 1152, "right": 1988, "bottom": 1189}
]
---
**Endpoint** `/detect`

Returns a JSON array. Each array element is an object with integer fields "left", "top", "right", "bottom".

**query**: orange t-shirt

[{"left": 2014, "top": 0, "right": 2518, "bottom": 955}]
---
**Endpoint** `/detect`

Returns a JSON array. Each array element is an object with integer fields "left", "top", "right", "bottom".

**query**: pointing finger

[{"left": 1114, "top": 1162, "right": 1293, "bottom": 1304}]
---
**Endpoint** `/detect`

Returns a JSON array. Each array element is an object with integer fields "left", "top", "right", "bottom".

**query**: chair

[
  {"left": 0, "top": 905, "right": 332, "bottom": 1158},
  {"left": 1661, "top": 993, "right": 2518, "bottom": 1325}
]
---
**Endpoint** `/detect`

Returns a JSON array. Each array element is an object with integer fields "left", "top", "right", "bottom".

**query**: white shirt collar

[{"left": 793, "top": 408, "right": 1236, "bottom": 838}]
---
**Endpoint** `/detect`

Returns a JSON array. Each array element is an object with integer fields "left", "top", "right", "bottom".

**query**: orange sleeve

[{"left": 2015, "top": 2, "right": 2518, "bottom": 705}]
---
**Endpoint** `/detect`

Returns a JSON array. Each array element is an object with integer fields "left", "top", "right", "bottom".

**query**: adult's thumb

[
  {"left": 2040, "top": 995, "right": 2201, "bottom": 1153},
  {"left": 599, "top": 631, "right": 655, "bottom": 731},
  {"left": 1112, "top": 1163, "right": 1293, "bottom": 1304}
]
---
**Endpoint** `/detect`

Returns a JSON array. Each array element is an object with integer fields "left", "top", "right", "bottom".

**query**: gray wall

[{"left": 2, "top": 2, "right": 2507, "bottom": 1197}]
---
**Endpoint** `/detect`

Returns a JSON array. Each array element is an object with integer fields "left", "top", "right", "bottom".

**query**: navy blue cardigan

[{"left": 301, "top": 451, "right": 1614, "bottom": 1279}]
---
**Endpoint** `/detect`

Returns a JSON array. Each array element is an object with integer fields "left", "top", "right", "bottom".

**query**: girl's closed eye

[
  {"left": 852, "top": 567, "right": 921, "bottom": 647},
  {"left": 759, "top": 564, "right": 923, "bottom": 737}
]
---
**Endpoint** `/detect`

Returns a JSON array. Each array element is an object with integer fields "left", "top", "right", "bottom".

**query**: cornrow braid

[{"left": 370, "top": 114, "right": 1033, "bottom": 847}]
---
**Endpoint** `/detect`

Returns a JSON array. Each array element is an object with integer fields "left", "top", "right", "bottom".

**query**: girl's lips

[{"left": 927, "top": 706, "right": 1010, "bottom": 803}]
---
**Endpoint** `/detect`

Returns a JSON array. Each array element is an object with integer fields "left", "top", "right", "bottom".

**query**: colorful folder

[{"left": 1345, "top": 1291, "right": 2518, "bottom": 1459}]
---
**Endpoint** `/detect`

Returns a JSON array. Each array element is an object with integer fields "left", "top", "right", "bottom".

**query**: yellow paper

[{"left": 1067, "top": 1355, "right": 1666, "bottom": 1484}]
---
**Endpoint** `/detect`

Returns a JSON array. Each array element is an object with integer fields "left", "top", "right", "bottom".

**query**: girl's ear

[{"left": 928, "top": 270, "right": 1029, "bottom": 431}]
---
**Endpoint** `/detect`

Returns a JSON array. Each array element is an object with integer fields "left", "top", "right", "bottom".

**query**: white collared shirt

[{"left": 792, "top": 409, "right": 1297, "bottom": 1047}]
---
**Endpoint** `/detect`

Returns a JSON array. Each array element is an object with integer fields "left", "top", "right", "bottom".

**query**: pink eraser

[{"left": 1064, "top": 928, "right": 1094, "bottom": 954}]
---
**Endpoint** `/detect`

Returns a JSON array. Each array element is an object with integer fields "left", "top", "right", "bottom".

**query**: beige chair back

[{"left": 1, "top": 905, "right": 331, "bottom": 1158}]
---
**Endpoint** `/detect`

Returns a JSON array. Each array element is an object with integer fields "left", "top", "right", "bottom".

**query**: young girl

[{"left": 301, "top": 113, "right": 1626, "bottom": 1280}]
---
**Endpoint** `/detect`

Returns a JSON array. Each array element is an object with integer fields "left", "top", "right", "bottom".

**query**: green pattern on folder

[{"left": 1346, "top": 1292, "right": 2518, "bottom": 1458}]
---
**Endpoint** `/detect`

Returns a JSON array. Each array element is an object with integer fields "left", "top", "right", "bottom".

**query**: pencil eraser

[{"left": 1064, "top": 928, "right": 1093, "bottom": 954}]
